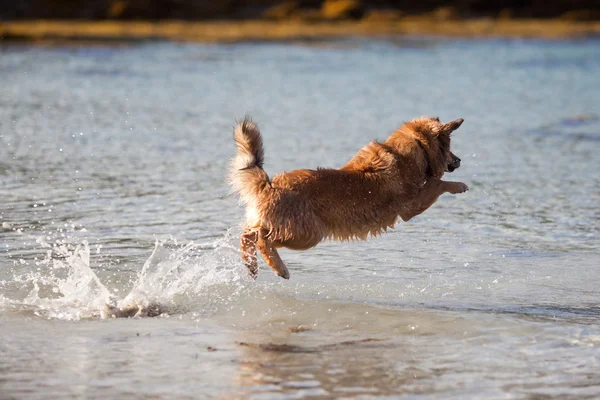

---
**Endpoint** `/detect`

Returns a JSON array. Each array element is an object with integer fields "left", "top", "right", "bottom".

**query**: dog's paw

[
  {"left": 278, "top": 269, "right": 290, "bottom": 280},
  {"left": 448, "top": 182, "right": 469, "bottom": 194}
]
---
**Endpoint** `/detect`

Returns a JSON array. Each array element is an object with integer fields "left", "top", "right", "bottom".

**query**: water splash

[
  {"left": 105, "top": 231, "right": 248, "bottom": 318},
  {"left": 1, "top": 240, "right": 112, "bottom": 320},
  {"left": 0, "top": 229, "right": 248, "bottom": 320}
]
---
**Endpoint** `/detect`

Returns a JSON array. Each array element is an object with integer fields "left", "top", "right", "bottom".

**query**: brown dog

[{"left": 229, "top": 116, "right": 468, "bottom": 279}]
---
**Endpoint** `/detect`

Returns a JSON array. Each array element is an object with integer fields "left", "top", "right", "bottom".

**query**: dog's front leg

[
  {"left": 241, "top": 229, "right": 259, "bottom": 279},
  {"left": 400, "top": 178, "right": 468, "bottom": 222},
  {"left": 256, "top": 231, "right": 290, "bottom": 280}
]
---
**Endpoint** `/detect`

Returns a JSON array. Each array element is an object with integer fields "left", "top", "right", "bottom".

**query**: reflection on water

[
  {"left": 232, "top": 304, "right": 600, "bottom": 399},
  {"left": 1, "top": 37, "right": 600, "bottom": 398}
]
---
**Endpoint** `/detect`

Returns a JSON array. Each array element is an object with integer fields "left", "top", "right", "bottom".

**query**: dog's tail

[{"left": 229, "top": 116, "right": 271, "bottom": 204}]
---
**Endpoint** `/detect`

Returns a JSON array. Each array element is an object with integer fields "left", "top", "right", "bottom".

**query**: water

[{"left": 1, "top": 37, "right": 599, "bottom": 399}]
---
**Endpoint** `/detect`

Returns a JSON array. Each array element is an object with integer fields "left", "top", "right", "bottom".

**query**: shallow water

[{"left": 1, "top": 38, "right": 599, "bottom": 399}]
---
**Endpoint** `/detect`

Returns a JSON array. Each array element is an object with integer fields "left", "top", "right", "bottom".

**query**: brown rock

[
  {"left": 321, "top": 0, "right": 364, "bottom": 20},
  {"left": 108, "top": 0, "right": 127, "bottom": 18},
  {"left": 497, "top": 8, "right": 513, "bottom": 20}
]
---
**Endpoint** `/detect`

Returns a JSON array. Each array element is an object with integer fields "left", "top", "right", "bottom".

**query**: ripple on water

[{"left": 1, "top": 38, "right": 600, "bottom": 399}]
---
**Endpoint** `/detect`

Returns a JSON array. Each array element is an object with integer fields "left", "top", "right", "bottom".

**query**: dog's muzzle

[{"left": 447, "top": 154, "right": 461, "bottom": 172}]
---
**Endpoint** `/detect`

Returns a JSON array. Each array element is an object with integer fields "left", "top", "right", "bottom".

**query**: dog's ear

[{"left": 442, "top": 118, "right": 464, "bottom": 133}]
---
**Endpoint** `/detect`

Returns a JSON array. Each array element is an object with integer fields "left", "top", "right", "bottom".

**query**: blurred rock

[
  {"left": 108, "top": 0, "right": 127, "bottom": 18},
  {"left": 321, "top": 0, "right": 364, "bottom": 20},
  {"left": 431, "top": 6, "right": 460, "bottom": 21},
  {"left": 363, "top": 9, "right": 404, "bottom": 23},
  {"left": 497, "top": 8, "right": 513, "bottom": 20},
  {"left": 0, "top": 0, "right": 599, "bottom": 21},
  {"left": 264, "top": 1, "right": 299, "bottom": 20},
  {"left": 107, "top": 0, "right": 235, "bottom": 20},
  {"left": 560, "top": 9, "right": 600, "bottom": 21}
]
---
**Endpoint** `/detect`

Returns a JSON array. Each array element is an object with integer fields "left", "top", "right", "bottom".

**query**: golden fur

[{"left": 229, "top": 116, "right": 468, "bottom": 279}]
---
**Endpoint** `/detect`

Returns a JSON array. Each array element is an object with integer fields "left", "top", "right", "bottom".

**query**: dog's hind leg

[
  {"left": 241, "top": 229, "right": 259, "bottom": 279},
  {"left": 256, "top": 231, "right": 290, "bottom": 280}
]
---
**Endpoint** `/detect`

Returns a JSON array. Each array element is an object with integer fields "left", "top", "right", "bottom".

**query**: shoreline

[{"left": 1, "top": 19, "right": 600, "bottom": 45}]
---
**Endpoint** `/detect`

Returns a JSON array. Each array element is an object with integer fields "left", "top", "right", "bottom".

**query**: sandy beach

[{"left": 2, "top": 18, "right": 600, "bottom": 44}]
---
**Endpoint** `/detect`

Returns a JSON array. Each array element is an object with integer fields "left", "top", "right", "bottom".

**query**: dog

[{"left": 229, "top": 116, "right": 468, "bottom": 280}]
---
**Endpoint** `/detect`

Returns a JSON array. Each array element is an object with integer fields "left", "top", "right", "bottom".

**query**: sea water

[{"left": 1, "top": 38, "right": 599, "bottom": 399}]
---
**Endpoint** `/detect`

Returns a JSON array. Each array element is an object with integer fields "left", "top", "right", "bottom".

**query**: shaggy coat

[{"left": 230, "top": 116, "right": 468, "bottom": 279}]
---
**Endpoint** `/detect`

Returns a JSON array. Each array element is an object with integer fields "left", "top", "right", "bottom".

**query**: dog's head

[
  {"left": 447, "top": 151, "right": 461, "bottom": 172},
  {"left": 403, "top": 117, "right": 464, "bottom": 178},
  {"left": 438, "top": 118, "right": 463, "bottom": 174}
]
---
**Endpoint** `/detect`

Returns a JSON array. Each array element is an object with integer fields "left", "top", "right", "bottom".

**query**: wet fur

[{"left": 230, "top": 116, "right": 468, "bottom": 279}]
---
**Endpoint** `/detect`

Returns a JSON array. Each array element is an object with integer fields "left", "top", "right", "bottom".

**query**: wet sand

[{"left": 1, "top": 18, "right": 600, "bottom": 44}]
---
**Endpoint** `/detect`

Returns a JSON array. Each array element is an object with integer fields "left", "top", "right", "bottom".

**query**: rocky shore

[
  {"left": 1, "top": 1, "right": 599, "bottom": 42},
  {"left": 2, "top": 0, "right": 600, "bottom": 21}
]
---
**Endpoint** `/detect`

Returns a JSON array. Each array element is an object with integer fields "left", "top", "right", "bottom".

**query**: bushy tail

[{"left": 229, "top": 116, "right": 271, "bottom": 204}]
